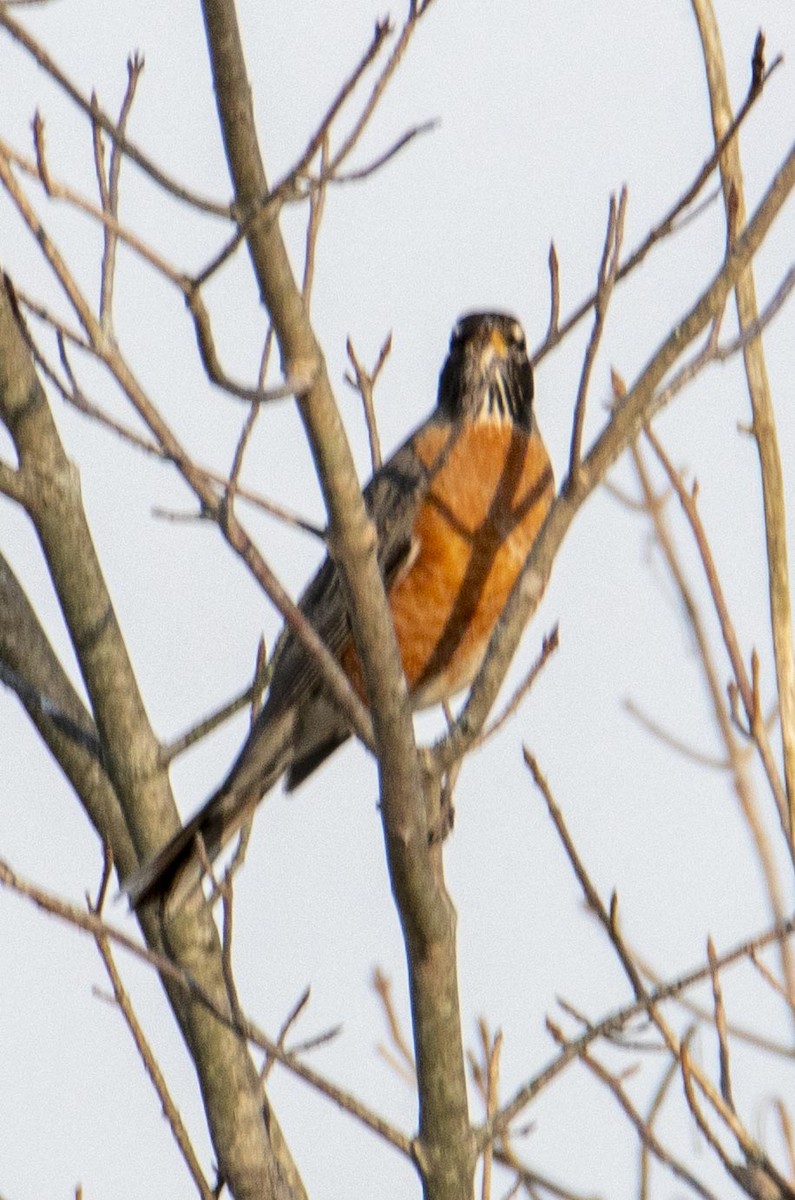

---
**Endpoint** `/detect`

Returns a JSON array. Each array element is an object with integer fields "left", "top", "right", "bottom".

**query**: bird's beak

[{"left": 488, "top": 328, "right": 508, "bottom": 358}]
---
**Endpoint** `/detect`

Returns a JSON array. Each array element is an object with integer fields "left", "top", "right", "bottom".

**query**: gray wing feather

[
  {"left": 124, "top": 420, "right": 448, "bottom": 907},
  {"left": 262, "top": 430, "right": 438, "bottom": 719}
]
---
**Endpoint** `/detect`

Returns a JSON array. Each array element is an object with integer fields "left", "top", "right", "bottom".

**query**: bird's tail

[
  {"left": 122, "top": 708, "right": 295, "bottom": 910},
  {"left": 120, "top": 786, "right": 245, "bottom": 909}
]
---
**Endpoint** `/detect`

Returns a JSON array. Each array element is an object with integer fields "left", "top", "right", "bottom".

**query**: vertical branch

[
  {"left": 644, "top": 426, "right": 794, "bottom": 871},
  {"left": 479, "top": 1022, "right": 502, "bottom": 1200},
  {"left": 568, "top": 187, "right": 627, "bottom": 480},
  {"left": 544, "top": 241, "right": 560, "bottom": 344},
  {"left": 227, "top": 327, "right": 275, "bottom": 504},
  {"left": 345, "top": 332, "right": 391, "bottom": 473},
  {"left": 630, "top": 438, "right": 795, "bottom": 1004},
  {"left": 94, "top": 55, "right": 144, "bottom": 329},
  {"left": 93, "top": 932, "right": 215, "bottom": 1200},
  {"left": 707, "top": 938, "right": 735, "bottom": 1112},
  {"left": 690, "top": 6, "right": 795, "bottom": 847},
  {"left": 200, "top": 3, "right": 474, "bottom": 1196},
  {"left": 302, "top": 133, "right": 328, "bottom": 308},
  {"left": 0, "top": 278, "right": 306, "bottom": 1200}
]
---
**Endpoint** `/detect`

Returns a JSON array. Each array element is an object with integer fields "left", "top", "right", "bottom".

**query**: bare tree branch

[
  {"left": 0, "top": 275, "right": 307, "bottom": 1200},
  {"left": 690, "top": 8, "right": 795, "bottom": 849},
  {"left": 0, "top": 855, "right": 414, "bottom": 1160},
  {"left": 430, "top": 138, "right": 795, "bottom": 780},
  {"left": 201, "top": 2, "right": 473, "bottom": 1195},
  {"left": 345, "top": 331, "right": 392, "bottom": 472},
  {"left": 628, "top": 437, "right": 795, "bottom": 1001},
  {"left": 644, "top": 425, "right": 793, "bottom": 866},
  {"left": 568, "top": 187, "right": 626, "bottom": 478},
  {"left": 533, "top": 45, "right": 783, "bottom": 363},
  {"left": 93, "top": 930, "right": 215, "bottom": 1200},
  {"left": 0, "top": 9, "right": 230, "bottom": 214}
]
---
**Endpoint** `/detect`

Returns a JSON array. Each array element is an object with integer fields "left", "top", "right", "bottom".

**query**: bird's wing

[{"left": 261, "top": 423, "right": 444, "bottom": 719}]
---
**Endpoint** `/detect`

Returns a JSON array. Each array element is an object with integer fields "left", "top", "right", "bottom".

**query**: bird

[{"left": 124, "top": 312, "right": 554, "bottom": 908}]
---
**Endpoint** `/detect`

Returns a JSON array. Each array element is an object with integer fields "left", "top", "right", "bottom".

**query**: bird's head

[{"left": 437, "top": 312, "right": 534, "bottom": 429}]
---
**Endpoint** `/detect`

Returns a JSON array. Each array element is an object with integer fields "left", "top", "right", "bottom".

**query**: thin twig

[
  {"left": 372, "top": 967, "right": 416, "bottom": 1083},
  {"left": 302, "top": 134, "right": 328, "bottom": 308},
  {"left": 524, "top": 749, "right": 646, "bottom": 997},
  {"left": 775, "top": 1100, "right": 795, "bottom": 1182},
  {"left": 485, "top": 746, "right": 795, "bottom": 1143},
  {"left": 545, "top": 242, "right": 560, "bottom": 343},
  {"left": 491, "top": 1150, "right": 598, "bottom": 1200},
  {"left": 327, "top": 118, "right": 438, "bottom": 184},
  {"left": 645, "top": 425, "right": 793, "bottom": 864},
  {"left": 681, "top": 1042, "right": 795, "bottom": 1199},
  {"left": 473, "top": 626, "right": 559, "bottom": 749},
  {"left": 61, "top": 327, "right": 322, "bottom": 529},
  {"left": 532, "top": 51, "right": 783, "bottom": 364},
  {"left": 345, "top": 332, "right": 392, "bottom": 472},
  {"left": 160, "top": 659, "right": 271, "bottom": 766},
  {"left": 640, "top": 1052, "right": 683, "bottom": 1200},
  {"left": 188, "top": 17, "right": 395, "bottom": 290},
  {"left": 707, "top": 937, "right": 735, "bottom": 1111},
  {"left": 31, "top": 109, "right": 51, "bottom": 193},
  {"left": 574, "top": 1044, "right": 717, "bottom": 1200},
  {"left": 97, "top": 54, "right": 144, "bottom": 327},
  {"left": 290, "top": 17, "right": 393, "bottom": 186},
  {"left": 632, "top": 948, "right": 794, "bottom": 1059},
  {"left": 480, "top": 1021, "right": 503, "bottom": 1200},
  {"left": 327, "top": 2, "right": 438, "bottom": 175},
  {"left": 623, "top": 698, "right": 729, "bottom": 769},
  {"left": 186, "top": 286, "right": 315, "bottom": 404},
  {"left": 90, "top": 844, "right": 115, "bottom": 914},
  {"left": 629, "top": 434, "right": 795, "bottom": 1002},
  {"left": 92, "top": 931, "right": 214, "bottom": 1200},
  {"left": 484, "top": 891, "right": 795, "bottom": 1146},
  {"left": 749, "top": 949, "right": 795, "bottom": 1015},
  {"left": 0, "top": 856, "right": 412, "bottom": 1155},
  {"left": 524, "top": 752, "right": 795, "bottom": 1198},
  {"left": 90, "top": 94, "right": 110, "bottom": 219},
  {"left": 0, "top": 9, "right": 230, "bottom": 215},
  {"left": 692, "top": 9, "right": 795, "bottom": 853},
  {"left": 1, "top": 148, "right": 374, "bottom": 742},
  {"left": 38, "top": 325, "right": 324, "bottom": 534},
  {"left": 261, "top": 988, "right": 311, "bottom": 1082},
  {"left": 712, "top": 265, "right": 795, "bottom": 361},
  {"left": 0, "top": 136, "right": 186, "bottom": 284},
  {"left": 228, "top": 327, "right": 275, "bottom": 505},
  {"left": 568, "top": 187, "right": 627, "bottom": 479}
]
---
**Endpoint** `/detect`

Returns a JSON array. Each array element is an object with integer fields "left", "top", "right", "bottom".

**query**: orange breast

[{"left": 342, "top": 418, "right": 554, "bottom": 709}]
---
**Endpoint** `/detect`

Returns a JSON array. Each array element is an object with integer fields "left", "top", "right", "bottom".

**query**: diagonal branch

[
  {"left": 0, "top": 276, "right": 306, "bottom": 1200},
  {"left": 200, "top": 3, "right": 474, "bottom": 1196},
  {"left": 0, "top": 9, "right": 229, "bottom": 215},
  {"left": 568, "top": 187, "right": 627, "bottom": 478},
  {"left": 482, "top": 900, "right": 795, "bottom": 1145},
  {"left": 0, "top": 855, "right": 414, "bottom": 1160},
  {"left": 0, "top": 149, "right": 374, "bottom": 747},
  {"left": 533, "top": 44, "right": 782, "bottom": 363},
  {"left": 691, "top": 6, "right": 795, "bottom": 848},
  {"left": 644, "top": 425, "right": 793, "bottom": 865},
  {"left": 94, "top": 53, "right": 144, "bottom": 327},
  {"left": 429, "top": 138, "right": 795, "bottom": 779}
]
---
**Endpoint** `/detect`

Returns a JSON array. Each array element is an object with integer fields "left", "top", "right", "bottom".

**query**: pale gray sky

[{"left": 1, "top": 2, "right": 794, "bottom": 1197}]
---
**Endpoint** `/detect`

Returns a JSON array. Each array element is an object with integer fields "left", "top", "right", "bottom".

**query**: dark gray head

[{"left": 437, "top": 312, "right": 534, "bottom": 428}]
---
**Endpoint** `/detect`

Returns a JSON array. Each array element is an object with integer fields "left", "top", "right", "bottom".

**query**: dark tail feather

[
  {"left": 121, "top": 785, "right": 248, "bottom": 909},
  {"left": 122, "top": 709, "right": 297, "bottom": 909}
]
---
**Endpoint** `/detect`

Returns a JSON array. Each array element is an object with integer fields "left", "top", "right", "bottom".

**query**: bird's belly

[{"left": 390, "top": 420, "right": 554, "bottom": 707}]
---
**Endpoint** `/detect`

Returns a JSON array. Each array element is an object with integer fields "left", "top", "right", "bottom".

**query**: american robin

[{"left": 125, "top": 312, "right": 554, "bottom": 907}]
